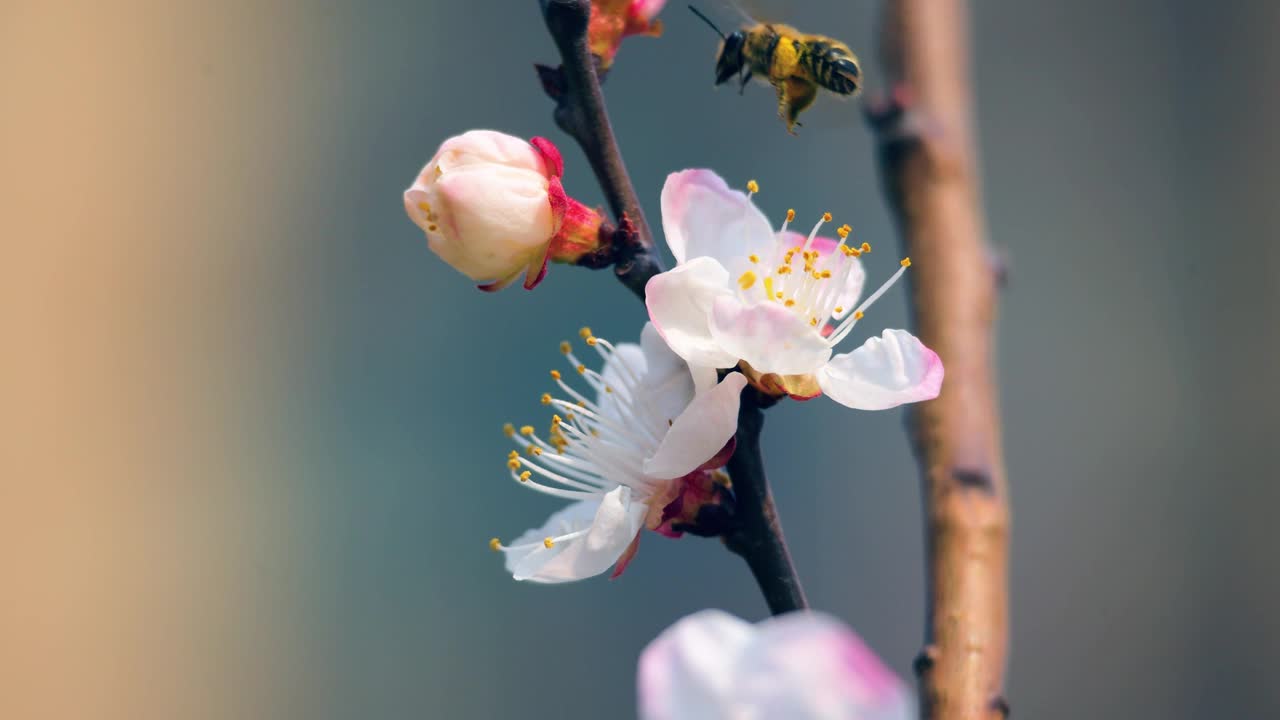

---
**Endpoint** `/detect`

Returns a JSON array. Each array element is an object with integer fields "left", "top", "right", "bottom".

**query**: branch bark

[
  {"left": 538, "top": 0, "right": 662, "bottom": 299},
  {"left": 867, "top": 1, "right": 1010, "bottom": 718},
  {"left": 722, "top": 390, "right": 809, "bottom": 616}
]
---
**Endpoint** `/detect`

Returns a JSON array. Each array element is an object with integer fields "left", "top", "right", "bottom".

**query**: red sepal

[{"left": 529, "top": 136, "right": 563, "bottom": 178}]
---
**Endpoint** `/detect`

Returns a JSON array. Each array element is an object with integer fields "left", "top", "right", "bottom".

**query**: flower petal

[
  {"left": 660, "top": 169, "right": 776, "bottom": 268},
  {"left": 645, "top": 257, "right": 740, "bottom": 370},
  {"left": 642, "top": 372, "right": 747, "bottom": 480},
  {"left": 636, "top": 321, "right": 697, "bottom": 424},
  {"left": 433, "top": 129, "right": 548, "bottom": 175},
  {"left": 637, "top": 609, "right": 754, "bottom": 720},
  {"left": 779, "top": 230, "right": 866, "bottom": 319},
  {"left": 506, "top": 486, "right": 645, "bottom": 583},
  {"left": 708, "top": 296, "right": 832, "bottom": 376},
  {"left": 637, "top": 610, "right": 914, "bottom": 720},
  {"left": 737, "top": 613, "right": 915, "bottom": 720},
  {"left": 816, "top": 328, "right": 944, "bottom": 411}
]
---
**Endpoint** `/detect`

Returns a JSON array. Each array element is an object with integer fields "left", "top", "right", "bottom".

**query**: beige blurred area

[{"left": 2, "top": 3, "right": 311, "bottom": 718}]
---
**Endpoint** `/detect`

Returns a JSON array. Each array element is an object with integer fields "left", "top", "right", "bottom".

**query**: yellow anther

[
  {"left": 417, "top": 201, "right": 431, "bottom": 214},
  {"left": 551, "top": 414, "right": 562, "bottom": 424},
  {"left": 531, "top": 446, "right": 543, "bottom": 456},
  {"left": 605, "top": 386, "right": 613, "bottom": 394},
  {"left": 507, "top": 457, "right": 521, "bottom": 470},
  {"left": 543, "top": 537, "right": 555, "bottom": 549},
  {"left": 540, "top": 393, "right": 552, "bottom": 405},
  {"left": 809, "top": 317, "right": 819, "bottom": 326},
  {"left": 579, "top": 326, "right": 593, "bottom": 339},
  {"left": 427, "top": 224, "right": 438, "bottom": 232},
  {"left": 576, "top": 364, "right": 586, "bottom": 374},
  {"left": 559, "top": 341, "right": 571, "bottom": 354},
  {"left": 577, "top": 400, "right": 586, "bottom": 408},
  {"left": 508, "top": 450, "right": 519, "bottom": 459},
  {"left": 776, "top": 292, "right": 785, "bottom": 299},
  {"left": 519, "top": 471, "right": 531, "bottom": 482},
  {"left": 489, "top": 537, "right": 501, "bottom": 552},
  {"left": 786, "top": 209, "right": 796, "bottom": 222},
  {"left": 784, "top": 299, "right": 796, "bottom": 307},
  {"left": 822, "top": 212, "right": 832, "bottom": 222},
  {"left": 586, "top": 337, "right": 597, "bottom": 346},
  {"left": 565, "top": 413, "right": 576, "bottom": 422},
  {"left": 854, "top": 311, "right": 865, "bottom": 320},
  {"left": 550, "top": 369, "right": 561, "bottom": 380},
  {"left": 860, "top": 242, "right": 871, "bottom": 253},
  {"left": 777, "top": 266, "right": 792, "bottom": 275},
  {"left": 834, "top": 306, "right": 844, "bottom": 314},
  {"left": 738, "top": 270, "right": 758, "bottom": 290},
  {"left": 820, "top": 270, "right": 832, "bottom": 279},
  {"left": 519, "top": 425, "right": 534, "bottom": 436},
  {"left": 837, "top": 226, "right": 850, "bottom": 239},
  {"left": 748, "top": 254, "right": 759, "bottom": 264},
  {"left": 503, "top": 423, "right": 515, "bottom": 438},
  {"left": 811, "top": 271, "right": 823, "bottom": 280},
  {"left": 900, "top": 257, "right": 912, "bottom": 267},
  {"left": 746, "top": 179, "right": 759, "bottom": 193}
]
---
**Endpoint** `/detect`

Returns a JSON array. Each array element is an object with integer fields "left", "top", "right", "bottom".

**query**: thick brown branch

[
  {"left": 538, "top": 0, "right": 661, "bottom": 298},
  {"left": 722, "top": 390, "right": 809, "bottom": 616},
  {"left": 867, "top": 1, "right": 1010, "bottom": 718}
]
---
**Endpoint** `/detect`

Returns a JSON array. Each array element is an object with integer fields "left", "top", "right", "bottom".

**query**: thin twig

[
  {"left": 538, "top": 0, "right": 661, "bottom": 299},
  {"left": 722, "top": 389, "right": 808, "bottom": 615},
  {"left": 537, "top": 0, "right": 807, "bottom": 617},
  {"left": 866, "top": 1, "right": 1010, "bottom": 718}
]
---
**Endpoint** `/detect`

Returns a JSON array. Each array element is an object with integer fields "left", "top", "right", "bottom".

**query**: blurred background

[{"left": 5, "top": 1, "right": 1278, "bottom": 718}]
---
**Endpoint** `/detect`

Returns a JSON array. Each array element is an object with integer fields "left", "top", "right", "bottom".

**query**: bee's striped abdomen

[{"left": 802, "top": 38, "right": 861, "bottom": 95}]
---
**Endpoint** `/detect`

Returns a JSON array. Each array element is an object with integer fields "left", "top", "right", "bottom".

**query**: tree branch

[
  {"left": 538, "top": 0, "right": 662, "bottom": 299},
  {"left": 866, "top": 1, "right": 1010, "bottom": 718},
  {"left": 722, "top": 389, "right": 809, "bottom": 616}
]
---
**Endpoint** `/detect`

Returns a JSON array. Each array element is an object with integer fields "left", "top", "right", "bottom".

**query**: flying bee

[{"left": 688, "top": 4, "right": 862, "bottom": 134}]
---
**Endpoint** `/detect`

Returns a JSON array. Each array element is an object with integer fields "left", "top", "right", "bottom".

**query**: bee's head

[{"left": 715, "top": 32, "right": 746, "bottom": 85}]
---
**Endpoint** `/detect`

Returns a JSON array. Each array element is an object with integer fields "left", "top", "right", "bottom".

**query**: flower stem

[
  {"left": 867, "top": 1, "right": 1010, "bottom": 717},
  {"left": 537, "top": 0, "right": 663, "bottom": 299},
  {"left": 723, "top": 390, "right": 809, "bottom": 615}
]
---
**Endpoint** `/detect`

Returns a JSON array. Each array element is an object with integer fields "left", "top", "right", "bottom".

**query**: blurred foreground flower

[
  {"left": 646, "top": 170, "right": 944, "bottom": 407},
  {"left": 638, "top": 609, "right": 914, "bottom": 720},
  {"left": 490, "top": 324, "right": 746, "bottom": 582},
  {"left": 589, "top": 0, "right": 666, "bottom": 68},
  {"left": 404, "top": 130, "right": 607, "bottom": 291}
]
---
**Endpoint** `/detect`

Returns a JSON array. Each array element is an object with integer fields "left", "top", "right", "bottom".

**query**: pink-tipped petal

[
  {"left": 660, "top": 169, "right": 776, "bottom": 268},
  {"left": 816, "top": 328, "right": 944, "bottom": 411},
  {"left": 708, "top": 296, "right": 832, "bottom": 376},
  {"left": 642, "top": 372, "right": 747, "bottom": 480},
  {"left": 645, "top": 258, "right": 740, "bottom": 370},
  {"left": 638, "top": 610, "right": 914, "bottom": 720}
]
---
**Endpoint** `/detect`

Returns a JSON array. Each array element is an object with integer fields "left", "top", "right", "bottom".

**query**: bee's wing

[{"left": 695, "top": 0, "right": 757, "bottom": 26}]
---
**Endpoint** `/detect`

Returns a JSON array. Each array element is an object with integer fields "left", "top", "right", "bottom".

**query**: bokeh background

[{"left": 6, "top": 1, "right": 1279, "bottom": 718}]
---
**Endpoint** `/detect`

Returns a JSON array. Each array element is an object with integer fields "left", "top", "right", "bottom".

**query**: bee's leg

[
  {"left": 738, "top": 69, "right": 753, "bottom": 95},
  {"left": 782, "top": 77, "right": 818, "bottom": 135},
  {"left": 773, "top": 81, "right": 792, "bottom": 131}
]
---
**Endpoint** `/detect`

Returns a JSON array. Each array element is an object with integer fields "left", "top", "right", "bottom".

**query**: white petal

[
  {"left": 738, "top": 613, "right": 916, "bottom": 720},
  {"left": 645, "top": 258, "right": 740, "bottom": 370},
  {"left": 708, "top": 296, "right": 832, "bottom": 376},
  {"left": 687, "top": 364, "right": 719, "bottom": 395},
  {"left": 816, "top": 328, "right": 944, "bottom": 411},
  {"left": 637, "top": 610, "right": 914, "bottom": 720},
  {"left": 596, "top": 340, "right": 648, "bottom": 424},
  {"left": 433, "top": 129, "right": 547, "bottom": 175},
  {"left": 642, "top": 372, "right": 747, "bottom": 480},
  {"left": 660, "top": 169, "right": 776, "bottom": 269},
  {"left": 637, "top": 609, "right": 755, "bottom": 720},
  {"left": 506, "top": 487, "right": 645, "bottom": 583},
  {"left": 637, "top": 322, "right": 697, "bottom": 425}
]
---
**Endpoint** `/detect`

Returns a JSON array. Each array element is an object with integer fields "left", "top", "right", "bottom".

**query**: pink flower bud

[{"left": 404, "top": 131, "right": 604, "bottom": 291}]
